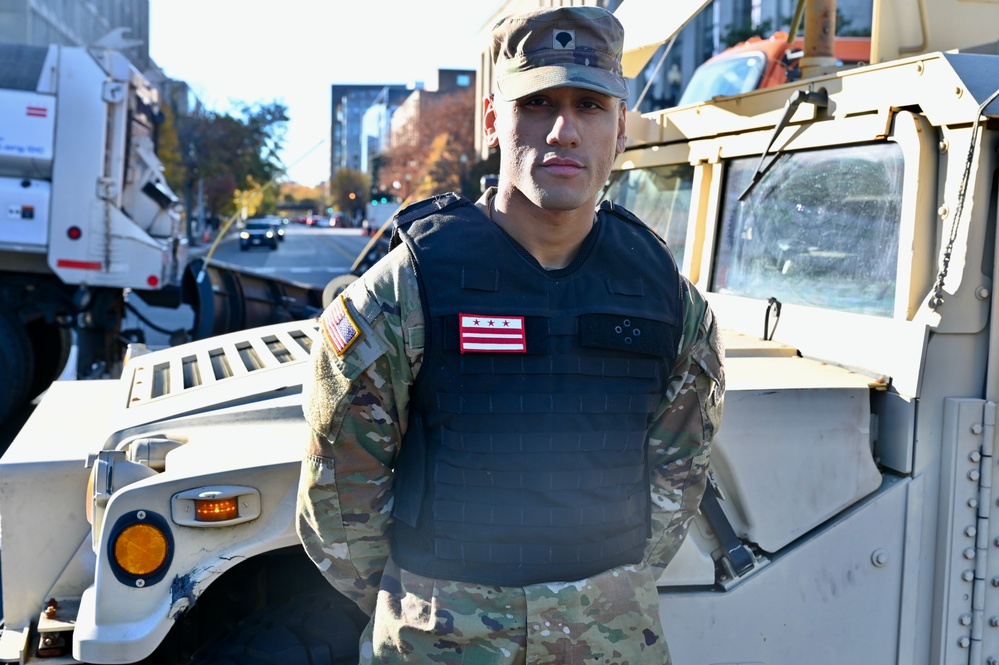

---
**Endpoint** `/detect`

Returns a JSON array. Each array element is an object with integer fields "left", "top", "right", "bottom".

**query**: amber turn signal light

[{"left": 194, "top": 497, "right": 239, "bottom": 522}]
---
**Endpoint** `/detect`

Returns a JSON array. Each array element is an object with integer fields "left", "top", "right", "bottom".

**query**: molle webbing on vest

[{"left": 391, "top": 196, "right": 683, "bottom": 586}]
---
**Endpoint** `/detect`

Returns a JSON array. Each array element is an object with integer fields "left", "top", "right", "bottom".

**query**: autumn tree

[
  {"left": 156, "top": 102, "right": 184, "bottom": 192},
  {"left": 331, "top": 168, "right": 371, "bottom": 222},
  {"left": 280, "top": 182, "right": 326, "bottom": 213},
  {"left": 378, "top": 88, "right": 477, "bottom": 202},
  {"left": 167, "top": 102, "right": 289, "bottom": 219}
]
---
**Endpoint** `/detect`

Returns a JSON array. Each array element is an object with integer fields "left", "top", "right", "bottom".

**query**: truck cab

[{"left": 678, "top": 31, "right": 871, "bottom": 105}]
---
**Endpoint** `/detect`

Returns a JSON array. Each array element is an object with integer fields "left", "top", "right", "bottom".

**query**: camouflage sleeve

[
  {"left": 644, "top": 279, "right": 725, "bottom": 578},
  {"left": 296, "top": 246, "right": 424, "bottom": 615}
]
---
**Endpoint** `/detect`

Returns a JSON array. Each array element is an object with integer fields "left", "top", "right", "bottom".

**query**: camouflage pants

[{"left": 358, "top": 558, "right": 671, "bottom": 665}]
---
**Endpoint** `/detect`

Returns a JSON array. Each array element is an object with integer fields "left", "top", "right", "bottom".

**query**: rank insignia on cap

[
  {"left": 552, "top": 29, "right": 575, "bottom": 50},
  {"left": 322, "top": 294, "right": 361, "bottom": 356},
  {"left": 459, "top": 313, "right": 526, "bottom": 353}
]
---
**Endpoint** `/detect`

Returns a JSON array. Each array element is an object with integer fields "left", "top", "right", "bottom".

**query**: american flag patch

[
  {"left": 459, "top": 313, "right": 526, "bottom": 353},
  {"left": 322, "top": 295, "right": 361, "bottom": 355}
]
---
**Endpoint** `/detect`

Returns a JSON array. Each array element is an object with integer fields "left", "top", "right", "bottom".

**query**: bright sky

[{"left": 148, "top": 1, "right": 503, "bottom": 186}]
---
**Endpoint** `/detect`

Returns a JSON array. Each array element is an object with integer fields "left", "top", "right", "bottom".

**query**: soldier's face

[{"left": 484, "top": 87, "right": 626, "bottom": 213}]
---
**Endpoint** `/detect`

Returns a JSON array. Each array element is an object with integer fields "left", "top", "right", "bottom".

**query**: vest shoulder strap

[
  {"left": 389, "top": 192, "right": 470, "bottom": 249},
  {"left": 598, "top": 199, "right": 667, "bottom": 244}
]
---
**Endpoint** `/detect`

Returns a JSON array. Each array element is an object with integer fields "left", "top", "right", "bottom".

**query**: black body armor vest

[{"left": 390, "top": 193, "right": 683, "bottom": 586}]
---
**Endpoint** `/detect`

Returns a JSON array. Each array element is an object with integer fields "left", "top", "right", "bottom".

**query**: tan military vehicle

[{"left": 4, "top": 0, "right": 999, "bottom": 663}]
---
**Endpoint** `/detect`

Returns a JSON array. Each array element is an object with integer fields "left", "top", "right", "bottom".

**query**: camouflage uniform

[{"left": 297, "top": 196, "right": 725, "bottom": 664}]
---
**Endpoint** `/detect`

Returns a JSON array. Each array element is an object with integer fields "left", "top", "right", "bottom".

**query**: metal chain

[{"left": 930, "top": 86, "right": 999, "bottom": 309}]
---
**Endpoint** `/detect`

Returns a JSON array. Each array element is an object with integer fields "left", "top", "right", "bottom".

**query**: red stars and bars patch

[
  {"left": 26, "top": 106, "right": 48, "bottom": 118},
  {"left": 459, "top": 313, "right": 526, "bottom": 353},
  {"left": 322, "top": 295, "right": 360, "bottom": 355}
]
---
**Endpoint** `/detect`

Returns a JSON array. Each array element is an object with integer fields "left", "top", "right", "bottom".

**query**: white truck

[
  {"left": 0, "top": 42, "right": 326, "bottom": 428},
  {"left": 0, "top": 42, "right": 186, "bottom": 424},
  {"left": 10, "top": 0, "right": 999, "bottom": 663}
]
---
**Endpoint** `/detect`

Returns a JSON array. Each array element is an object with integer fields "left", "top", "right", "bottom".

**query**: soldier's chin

[{"left": 534, "top": 190, "right": 595, "bottom": 213}]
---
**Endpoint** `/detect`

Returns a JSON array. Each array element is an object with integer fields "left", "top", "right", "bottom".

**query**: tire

[
  {"left": 25, "top": 319, "right": 72, "bottom": 400},
  {"left": 188, "top": 590, "right": 367, "bottom": 665},
  {"left": 0, "top": 309, "right": 35, "bottom": 425},
  {"left": 322, "top": 274, "right": 358, "bottom": 309}
]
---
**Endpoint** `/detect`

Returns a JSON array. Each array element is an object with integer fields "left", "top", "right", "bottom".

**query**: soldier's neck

[{"left": 488, "top": 193, "right": 594, "bottom": 270}]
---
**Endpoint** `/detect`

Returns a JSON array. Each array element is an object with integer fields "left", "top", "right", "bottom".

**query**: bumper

[{"left": 72, "top": 586, "right": 173, "bottom": 664}]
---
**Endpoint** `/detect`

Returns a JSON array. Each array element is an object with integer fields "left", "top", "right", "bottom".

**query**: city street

[
  {"left": 209, "top": 223, "right": 371, "bottom": 290},
  {"left": 122, "top": 223, "right": 374, "bottom": 348}
]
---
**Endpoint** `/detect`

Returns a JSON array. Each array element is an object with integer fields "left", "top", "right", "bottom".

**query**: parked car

[{"left": 239, "top": 219, "right": 278, "bottom": 250}]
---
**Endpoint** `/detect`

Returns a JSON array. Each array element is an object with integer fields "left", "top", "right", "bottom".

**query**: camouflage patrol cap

[{"left": 491, "top": 6, "right": 630, "bottom": 102}]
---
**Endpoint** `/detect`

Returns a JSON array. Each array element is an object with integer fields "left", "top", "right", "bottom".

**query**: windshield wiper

[{"left": 739, "top": 89, "right": 829, "bottom": 202}]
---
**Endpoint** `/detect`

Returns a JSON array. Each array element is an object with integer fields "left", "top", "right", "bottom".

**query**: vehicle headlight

[
  {"left": 240, "top": 231, "right": 250, "bottom": 239},
  {"left": 266, "top": 231, "right": 274, "bottom": 238},
  {"left": 108, "top": 510, "right": 173, "bottom": 587}
]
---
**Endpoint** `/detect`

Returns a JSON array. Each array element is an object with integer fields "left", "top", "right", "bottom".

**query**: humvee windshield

[
  {"left": 603, "top": 163, "right": 694, "bottom": 268},
  {"left": 713, "top": 143, "right": 904, "bottom": 317}
]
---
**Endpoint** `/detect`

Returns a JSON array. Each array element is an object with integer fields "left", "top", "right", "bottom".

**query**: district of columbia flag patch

[
  {"left": 459, "top": 313, "right": 526, "bottom": 353},
  {"left": 323, "top": 294, "right": 361, "bottom": 355}
]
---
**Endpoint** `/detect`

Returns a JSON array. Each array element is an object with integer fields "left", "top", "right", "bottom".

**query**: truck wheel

[
  {"left": 26, "top": 319, "right": 72, "bottom": 399},
  {"left": 188, "top": 590, "right": 367, "bottom": 665},
  {"left": 0, "top": 310, "right": 34, "bottom": 424}
]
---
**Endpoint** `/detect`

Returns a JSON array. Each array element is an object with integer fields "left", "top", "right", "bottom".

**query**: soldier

[{"left": 297, "top": 6, "right": 725, "bottom": 664}]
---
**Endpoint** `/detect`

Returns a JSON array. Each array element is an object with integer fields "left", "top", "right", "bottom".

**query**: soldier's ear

[
  {"left": 484, "top": 95, "right": 500, "bottom": 148},
  {"left": 616, "top": 100, "right": 627, "bottom": 155}
]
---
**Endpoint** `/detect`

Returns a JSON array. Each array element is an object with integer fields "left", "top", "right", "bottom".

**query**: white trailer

[{"left": 0, "top": 42, "right": 185, "bottom": 423}]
